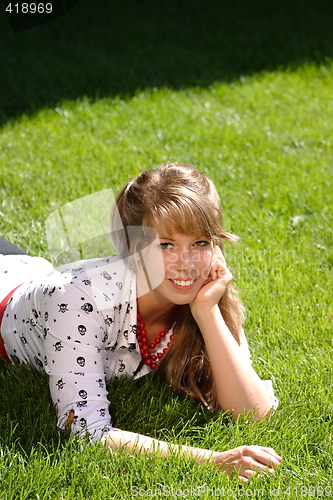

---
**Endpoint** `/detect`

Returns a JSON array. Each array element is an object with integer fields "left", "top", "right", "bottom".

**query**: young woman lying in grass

[{"left": 0, "top": 162, "right": 281, "bottom": 481}]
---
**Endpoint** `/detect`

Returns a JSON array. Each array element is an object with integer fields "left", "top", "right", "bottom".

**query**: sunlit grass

[{"left": 1, "top": 36, "right": 333, "bottom": 500}]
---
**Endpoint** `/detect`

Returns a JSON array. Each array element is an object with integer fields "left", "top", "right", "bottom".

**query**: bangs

[{"left": 143, "top": 195, "right": 220, "bottom": 240}]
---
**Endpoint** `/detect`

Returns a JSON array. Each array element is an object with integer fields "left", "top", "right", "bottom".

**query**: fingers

[
  {"left": 209, "top": 246, "right": 232, "bottom": 283},
  {"left": 212, "top": 266, "right": 232, "bottom": 284},
  {"left": 255, "top": 447, "right": 283, "bottom": 467},
  {"left": 216, "top": 445, "right": 282, "bottom": 482},
  {"left": 238, "top": 464, "right": 274, "bottom": 483},
  {"left": 239, "top": 468, "right": 274, "bottom": 482},
  {"left": 259, "top": 446, "right": 283, "bottom": 462},
  {"left": 240, "top": 460, "right": 275, "bottom": 478},
  {"left": 237, "top": 446, "right": 282, "bottom": 481},
  {"left": 248, "top": 446, "right": 282, "bottom": 468}
]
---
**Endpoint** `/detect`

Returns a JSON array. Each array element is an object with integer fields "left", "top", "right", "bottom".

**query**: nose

[{"left": 176, "top": 249, "right": 195, "bottom": 272}]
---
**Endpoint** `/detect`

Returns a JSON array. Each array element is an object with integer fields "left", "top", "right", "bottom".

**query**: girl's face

[{"left": 140, "top": 225, "right": 214, "bottom": 306}]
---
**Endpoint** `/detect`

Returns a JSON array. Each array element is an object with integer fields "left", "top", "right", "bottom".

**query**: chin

[{"left": 169, "top": 291, "right": 198, "bottom": 306}]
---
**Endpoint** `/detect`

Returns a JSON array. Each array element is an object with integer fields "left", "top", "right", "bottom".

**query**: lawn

[{"left": 0, "top": 0, "right": 333, "bottom": 498}]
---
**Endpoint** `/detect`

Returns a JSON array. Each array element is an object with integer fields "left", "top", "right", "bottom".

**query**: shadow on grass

[
  {"left": 0, "top": 358, "right": 64, "bottom": 454},
  {"left": 0, "top": 358, "right": 219, "bottom": 455},
  {"left": 1, "top": 0, "right": 333, "bottom": 125}
]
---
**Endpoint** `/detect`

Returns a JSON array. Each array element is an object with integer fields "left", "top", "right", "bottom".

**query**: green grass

[{"left": 1, "top": 0, "right": 333, "bottom": 498}]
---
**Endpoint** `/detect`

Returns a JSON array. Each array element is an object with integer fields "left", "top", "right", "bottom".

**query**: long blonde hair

[{"left": 112, "top": 162, "right": 245, "bottom": 410}]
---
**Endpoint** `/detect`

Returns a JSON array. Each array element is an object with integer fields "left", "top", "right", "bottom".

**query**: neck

[{"left": 136, "top": 292, "right": 177, "bottom": 326}]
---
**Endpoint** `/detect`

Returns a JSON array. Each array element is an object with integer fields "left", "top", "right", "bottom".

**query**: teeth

[{"left": 172, "top": 279, "right": 195, "bottom": 287}]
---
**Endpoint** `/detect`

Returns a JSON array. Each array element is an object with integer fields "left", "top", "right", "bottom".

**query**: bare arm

[
  {"left": 192, "top": 304, "right": 272, "bottom": 418},
  {"left": 105, "top": 429, "right": 282, "bottom": 481},
  {"left": 190, "top": 245, "right": 273, "bottom": 419},
  {"left": 102, "top": 248, "right": 281, "bottom": 480}
]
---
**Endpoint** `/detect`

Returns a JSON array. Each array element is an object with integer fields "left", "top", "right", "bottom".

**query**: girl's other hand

[
  {"left": 213, "top": 445, "right": 282, "bottom": 482},
  {"left": 190, "top": 245, "right": 232, "bottom": 312}
]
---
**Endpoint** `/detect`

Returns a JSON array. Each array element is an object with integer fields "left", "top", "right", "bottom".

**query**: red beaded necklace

[{"left": 136, "top": 304, "right": 180, "bottom": 370}]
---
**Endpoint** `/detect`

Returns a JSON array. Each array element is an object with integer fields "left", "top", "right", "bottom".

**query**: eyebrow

[
  {"left": 158, "top": 235, "right": 207, "bottom": 241},
  {"left": 159, "top": 235, "right": 175, "bottom": 241}
]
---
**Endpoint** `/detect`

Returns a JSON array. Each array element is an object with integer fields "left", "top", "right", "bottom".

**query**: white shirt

[{"left": 0, "top": 254, "right": 277, "bottom": 442}]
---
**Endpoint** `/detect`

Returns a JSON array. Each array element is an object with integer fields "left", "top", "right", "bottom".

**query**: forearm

[
  {"left": 105, "top": 429, "right": 214, "bottom": 464},
  {"left": 193, "top": 305, "right": 272, "bottom": 419},
  {"left": 104, "top": 429, "right": 282, "bottom": 481}
]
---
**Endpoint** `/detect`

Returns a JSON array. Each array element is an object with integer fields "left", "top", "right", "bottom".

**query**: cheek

[
  {"left": 162, "top": 250, "right": 177, "bottom": 269},
  {"left": 196, "top": 249, "right": 213, "bottom": 269},
  {"left": 162, "top": 258, "right": 175, "bottom": 277}
]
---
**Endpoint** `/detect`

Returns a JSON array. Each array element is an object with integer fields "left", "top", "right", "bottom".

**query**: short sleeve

[
  {"left": 41, "top": 283, "right": 117, "bottom": 441},
  {"left": 263, "top": 379, "right": 279, "bottom": 412}
]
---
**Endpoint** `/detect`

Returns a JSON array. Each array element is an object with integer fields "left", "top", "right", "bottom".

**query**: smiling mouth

[{"left": 169, "top": 278, "right": 197, "bottom": 287}]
